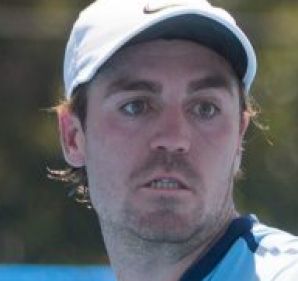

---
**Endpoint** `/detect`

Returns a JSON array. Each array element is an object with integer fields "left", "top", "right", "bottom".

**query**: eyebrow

[
  {"left": 188, "top": 74, "right": 235, "bottom": 96},
  {"left": 104, "top": 78, "right": 162, "bottom": 99},
  {"left": 103, "top": 73, "right": 235, "bottom": 99}
]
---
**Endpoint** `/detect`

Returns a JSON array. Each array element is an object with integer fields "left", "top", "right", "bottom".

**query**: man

[{"left": 53, "top": 0, "right": 298, "bottom": 280}]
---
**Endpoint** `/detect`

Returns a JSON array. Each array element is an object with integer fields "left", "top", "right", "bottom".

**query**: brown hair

[{"left": 48, "top": 85, "right": 91, "bottom": 207}]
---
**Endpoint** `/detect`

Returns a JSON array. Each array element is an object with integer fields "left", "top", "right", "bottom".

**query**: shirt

[{"left": 180, "top": 215, "right": 298, "bottom": 281}]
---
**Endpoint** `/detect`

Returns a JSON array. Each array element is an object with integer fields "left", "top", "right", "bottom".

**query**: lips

[{"left": 142, "top": 176, "right": 190, "bottom": 190}]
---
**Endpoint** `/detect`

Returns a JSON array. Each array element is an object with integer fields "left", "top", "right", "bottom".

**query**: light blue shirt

[{"left": 180, "top": 215, "right": 298, "bottom": 281}]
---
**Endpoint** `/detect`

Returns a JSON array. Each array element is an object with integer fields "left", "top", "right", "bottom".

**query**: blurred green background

[{"left": 0, "top": 0, "right": 297, "bottom": 264}]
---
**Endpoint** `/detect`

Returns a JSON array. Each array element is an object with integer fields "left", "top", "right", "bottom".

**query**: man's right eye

[{"left": 120, "top": 100, "right": 148, "bottom": 116}]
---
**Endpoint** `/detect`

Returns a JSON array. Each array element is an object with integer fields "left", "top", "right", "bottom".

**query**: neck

[{"left": 100, "top": 209, "right": 238, "bottom": 281}]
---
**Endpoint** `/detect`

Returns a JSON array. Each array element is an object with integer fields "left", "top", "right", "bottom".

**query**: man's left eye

[
  {"left": 192, "top": 102, "right": 219, "bottom": 119},
  {"left": 120, "top": 100, "right": 148, "bottom": 116}
]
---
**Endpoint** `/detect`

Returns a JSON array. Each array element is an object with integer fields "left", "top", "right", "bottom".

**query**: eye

[
  {"left": 120, "top": 99, "right": 149, "bottom": 116},
  {"left": 192, "top": 102, "right": 219, "bottom": 120}
]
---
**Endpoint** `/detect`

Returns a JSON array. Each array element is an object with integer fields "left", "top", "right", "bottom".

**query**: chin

[{"left": 126, "top": 209, "right": 206, "bottom": 243}]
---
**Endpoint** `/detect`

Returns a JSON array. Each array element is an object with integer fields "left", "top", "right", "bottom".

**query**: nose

[{"left": 149, "top": 109, "right": 191, "bottom": 154}]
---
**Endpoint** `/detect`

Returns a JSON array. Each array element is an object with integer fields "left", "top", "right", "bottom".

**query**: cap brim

[{"left": 128, "top": 14, "right": 247, "bottom": 81}]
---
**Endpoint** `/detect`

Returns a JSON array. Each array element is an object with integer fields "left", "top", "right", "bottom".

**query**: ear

[{"left": 58, "top": 107, "right": 86, "bottom": 167}]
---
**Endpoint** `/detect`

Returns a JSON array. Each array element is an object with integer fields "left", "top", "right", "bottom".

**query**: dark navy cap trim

[{"left": 179, "top": 215, "right": 255, "bottom": 281}]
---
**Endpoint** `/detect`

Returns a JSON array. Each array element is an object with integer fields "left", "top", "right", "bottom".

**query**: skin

[{"left": 59, "top": 39, "right": 250, "bottom": 281}]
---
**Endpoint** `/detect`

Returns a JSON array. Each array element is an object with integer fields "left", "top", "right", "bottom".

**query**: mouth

[{"left": 143, "top": 177, "right": 190, "bottom": 191}]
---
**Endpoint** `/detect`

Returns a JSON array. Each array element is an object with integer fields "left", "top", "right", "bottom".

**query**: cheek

[
  {"left": 85, "top": 112, "right": 146, "bottom": 186},
  {"left": 90, "top": 111, "right": 147, "bottom": 144},
  {"left": 194, "top": 119, "right": 240, "bottom": 204},
  {"left": 85, "top": 114, "right": 151, "bottom": 218},
  {"left": 193, "top": 116, "right": 240, "bottom": 170}
]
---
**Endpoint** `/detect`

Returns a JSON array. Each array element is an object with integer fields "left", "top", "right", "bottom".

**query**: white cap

[{"left": 64, "top": 0, "right": 257, "bottom": 99}]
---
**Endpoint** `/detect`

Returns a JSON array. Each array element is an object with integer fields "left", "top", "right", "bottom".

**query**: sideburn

[{"left": 70, "top": 84, "right": 88, "bottom": 132}]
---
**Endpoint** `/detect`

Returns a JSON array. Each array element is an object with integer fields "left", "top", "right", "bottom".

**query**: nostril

[
  {"left": 156, "top": 145, "right": 167, "bottom": 151},
  {"left": 152, "top": 144, "right": 188, "bottom": 154},
  {"left": 177, "top": 147, "right": 186, "bottom": 153}
]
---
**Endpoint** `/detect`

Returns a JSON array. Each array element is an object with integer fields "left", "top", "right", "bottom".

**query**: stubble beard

[
  {"left": 123, "top": 194, "right": 205, "bottom": 243},
  {"left": 118, "top": 159, "right": 237, "bottom": 246},
  {"left": 96, "top": 151, "right": 237, "bottom": 258}
]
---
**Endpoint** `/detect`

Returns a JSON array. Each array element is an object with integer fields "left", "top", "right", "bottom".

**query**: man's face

[{"left": 61, "top": 39, "right": 249, "bottom": 242}]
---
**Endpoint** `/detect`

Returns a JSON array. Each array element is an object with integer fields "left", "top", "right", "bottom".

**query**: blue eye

[
  {"left": 120, "top": 100, "right": 148, "bottom": 116},
  {"left": 192, "top": 102, "right": 219, "bottom": 119}
]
